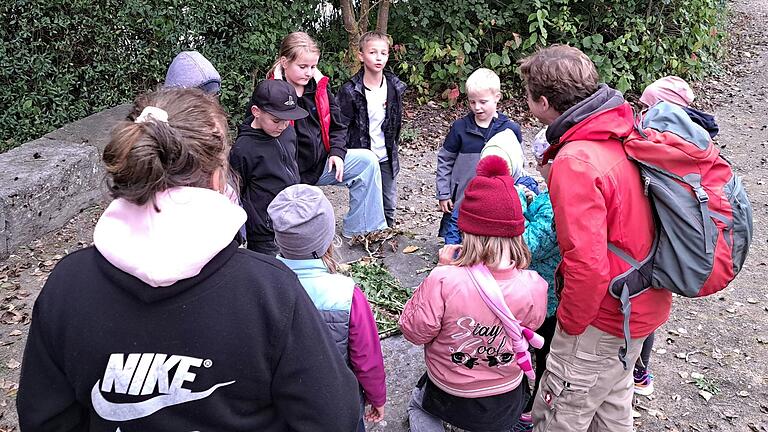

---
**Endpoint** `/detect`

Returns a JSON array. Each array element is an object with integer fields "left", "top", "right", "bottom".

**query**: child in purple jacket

[{"left": 268, "top": 184, "right": 387, "bottom": 430}]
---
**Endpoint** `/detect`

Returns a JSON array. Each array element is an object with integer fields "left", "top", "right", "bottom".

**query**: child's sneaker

[
  {"left": 512, "top": 412, "right": 533, "bottom": 431},
  {"left": 633, "top": 366, "right": 655, "bottom": 396}
]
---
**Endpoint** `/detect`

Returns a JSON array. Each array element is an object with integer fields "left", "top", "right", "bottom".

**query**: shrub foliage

[{"left": 1, "top": 0, "right": 727, "bottom": 151}]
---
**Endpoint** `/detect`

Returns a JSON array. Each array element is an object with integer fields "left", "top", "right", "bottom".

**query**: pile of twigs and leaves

[{"left": 342, "top": 259, "right": 413, "bottom": 338}]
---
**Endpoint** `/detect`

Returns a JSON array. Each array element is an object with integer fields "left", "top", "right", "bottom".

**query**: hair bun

[{"left": 476, "top": 155, "right": 510, "bottom": 177}]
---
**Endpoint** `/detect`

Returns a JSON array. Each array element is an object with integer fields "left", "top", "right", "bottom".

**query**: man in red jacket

[{"left": 520, "top": 45, "right": 672, "bottom": 431}]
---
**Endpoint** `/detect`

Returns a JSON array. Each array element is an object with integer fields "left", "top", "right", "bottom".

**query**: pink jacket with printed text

[{"left": 399, "top": 264, "right": 547, "bottom": 398}]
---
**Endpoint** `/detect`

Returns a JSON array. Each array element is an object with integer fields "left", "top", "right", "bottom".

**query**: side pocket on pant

[{"left": 540, "top": 353, "right": 599, "bottom": 414}]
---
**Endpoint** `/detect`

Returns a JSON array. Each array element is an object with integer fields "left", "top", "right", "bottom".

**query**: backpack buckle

[{"left": 695, "top": 187, "right": 709, "bottom": 203}]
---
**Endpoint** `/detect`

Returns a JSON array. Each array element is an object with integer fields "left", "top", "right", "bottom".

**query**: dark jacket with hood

[
  {"left": 682, "top": 106, "right": 720, "bottom": 139},
  {"left": 230, "top": 122, "right": 301, "bottom": 243},
  {"left": 337, "top": 70, "right": 407, "bottom": 178},
  {"left": 541, "top": 84, "right": 672, "bottom": 338},
  {"left": 258, "top": 66, "right": 348, "bottom": 185},
  {"left": 17, "top": 188, "right": 361, "bottom": 432},
  {"left": 435, "top": 112, "right": 522, "bottom": 205},
  {"left": 293, "top": 77, "right": 348, "bottom": 184}
]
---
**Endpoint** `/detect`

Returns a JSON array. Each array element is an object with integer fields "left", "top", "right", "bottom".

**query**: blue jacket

[
  {"left": 520, "top": 190, "right": 560, "bottom": 318},
  {"left": 277, "top": 257, "right": 388, "bottom": 407},
  {"left": 277, "top": 257, "right": 355, "bottom": 361},
  {"left": 436, "top": 112, "right": 522, "bottom": 206}
]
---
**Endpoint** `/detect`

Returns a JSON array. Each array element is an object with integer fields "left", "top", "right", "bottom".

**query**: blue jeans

[
  {"left": 315, "top": 149, "right": 387, "bottom": 237},
  {"left": 443, "top": 207, "right": 461, "bottom": 245}
]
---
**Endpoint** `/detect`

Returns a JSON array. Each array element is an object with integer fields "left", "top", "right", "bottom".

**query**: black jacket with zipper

[
  {"left": 243, "top": 79, "right": 348, "bottom": 186},
  {"left": 230, "top": 122, "right": 300, "bottom": 243},
  {"left": 337, "top": 70, "right": 407, "bottom": 178},
  {"left": 292, "top": 78, "right": 348, "bottom": 184}
]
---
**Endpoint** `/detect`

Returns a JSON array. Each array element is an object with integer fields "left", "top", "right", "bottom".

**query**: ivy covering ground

[
  {"left": 344, "top": 260, "right": 412, "bottom": 338},
  {"left": 2, "top": 0, "right": 727, "bottom": 151}
]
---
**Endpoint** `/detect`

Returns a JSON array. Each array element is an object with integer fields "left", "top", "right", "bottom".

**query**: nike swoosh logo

[{"left": 92, "top": 380, "right": 235, "bottom": 421}]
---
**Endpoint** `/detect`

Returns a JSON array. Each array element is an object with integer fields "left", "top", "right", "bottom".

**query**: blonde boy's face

[
  {"left": 358, "top": 39, "right": 389, "bottom": 74},
  {"left": 467, "top": 88, "right": 501, "bottom": 124}
]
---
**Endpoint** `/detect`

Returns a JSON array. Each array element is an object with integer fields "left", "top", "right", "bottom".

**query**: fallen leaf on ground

[
  {"left": 6, "top": 359, "right": 20, "bottom": 370},
  {"left": 8, "top": 330, "right": 21, "bottom": 337},
  {"left": 402, "top": 245, "right": 420, "bottom": 254},
  {"left": 699, "top": 390, "right": 713, "bottom": 401}
]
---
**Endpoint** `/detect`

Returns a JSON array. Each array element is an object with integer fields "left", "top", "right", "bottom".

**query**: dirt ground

[{"left": 1, "top": 0, "right": 767, "bottom": 430}]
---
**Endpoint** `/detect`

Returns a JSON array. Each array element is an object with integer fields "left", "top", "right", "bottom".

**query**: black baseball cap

[{"left": 250, "top": 80, "right": 309, "bottom": 120}]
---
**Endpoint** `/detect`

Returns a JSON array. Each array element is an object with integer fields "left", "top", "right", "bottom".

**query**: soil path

[{"left": 1, "top": 1, "right": 766, "bottom": 430}]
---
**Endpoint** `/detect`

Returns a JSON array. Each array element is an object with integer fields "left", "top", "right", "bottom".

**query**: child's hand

[
  {"left": 328, "top": 155, "right": 344, "bottom": 182},
  {"left": 438, "top": 199, "right": 453, "bottom": 213},
  {"left": 523, "top": 187, "right": 536, "bottom": 204},
  {"left": 438, "top": 245, "right": 462, "bottom": 265},
  {"left": 516, "top": 185, "right": 536, "bottom": 204},
  {"left": 364, "top": 404, "right": 385, "bottom": 423}
]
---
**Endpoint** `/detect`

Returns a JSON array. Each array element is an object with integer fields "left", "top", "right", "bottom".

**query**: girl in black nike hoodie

[{"left": 17, "top": 88, "right": 361, "bottom": 432}]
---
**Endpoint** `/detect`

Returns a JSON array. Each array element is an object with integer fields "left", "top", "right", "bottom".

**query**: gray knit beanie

[
  {"left": 268, "top": 184, "right": 336, "bottom": 260},
  {"left": 164, "top": 51, "right": 221, "bottom": 94}
]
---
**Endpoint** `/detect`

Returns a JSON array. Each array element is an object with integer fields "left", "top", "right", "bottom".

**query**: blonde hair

[
  {"left": 268, "top": 32, "right": 321, "bottom": 77},
  {"left": 104, "top": 88, "right": 230, "bottom": 210},
  {"left": 454, "top": 233, "right": 531, "bottom": 269},
  {"left": 321, "top": 242, "right": 340, "bottom": 274},
  {"left": 465, "top": 68, "right": 501, "bottom": 95},
  {"left": 358, "top": 31, "right": 391, "bottom": 52}
]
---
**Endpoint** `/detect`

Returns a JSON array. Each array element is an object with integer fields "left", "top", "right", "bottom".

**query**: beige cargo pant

[{"left": 532, "top": 325, "right": 645, "bottom": 432}]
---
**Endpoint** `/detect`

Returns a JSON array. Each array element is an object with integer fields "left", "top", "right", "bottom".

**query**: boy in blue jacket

[{"left": 435, "top": 68, "right": 522, "bottom": 239}]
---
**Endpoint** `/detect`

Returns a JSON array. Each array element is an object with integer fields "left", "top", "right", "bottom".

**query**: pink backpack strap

[{"left": 465, "top": 265, "right": 543, "bottom": 380}]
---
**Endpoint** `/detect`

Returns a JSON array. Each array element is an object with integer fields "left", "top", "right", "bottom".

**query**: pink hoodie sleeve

[
  {"left": 348, "top": 286, "right": 387, "bottom": 407},
  {"left": 519, "top": 270, "right": 549, "bottom": 332},
  {"left": 398, "top": 270, "right": 446, "bottom": 345}
]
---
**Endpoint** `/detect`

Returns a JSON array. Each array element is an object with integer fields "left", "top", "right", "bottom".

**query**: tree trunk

[
  {"left": 340, "top": 0, "right": 361, "bottom": 73},
  {"left": 341, "top": 0, "right": 392, "bottom": 74},
  {"left": 360, "top": 0, "right": 370, "bottom": 34},
  {"left": 376, "top": 0, "right": 391, "bottom": 34}
]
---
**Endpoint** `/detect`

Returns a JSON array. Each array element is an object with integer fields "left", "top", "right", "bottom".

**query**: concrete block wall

[{"left": 0, "top": 104, "right": 131, "bottom": 259}]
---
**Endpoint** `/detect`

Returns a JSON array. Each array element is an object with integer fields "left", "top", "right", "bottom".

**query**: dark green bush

[
  {"left": 0, "top": 0, "right": 327, "bottom": 151},
  {"left": 1, "top": 0, "right": 728, "bottom": 151},
  {"left": 390, "top": 0, "right": 728, "bottom": 102}
]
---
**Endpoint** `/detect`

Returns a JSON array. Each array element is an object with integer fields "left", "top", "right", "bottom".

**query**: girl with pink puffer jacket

[{"left": 399, "top": 155, "right": 548, "bottom": 432}]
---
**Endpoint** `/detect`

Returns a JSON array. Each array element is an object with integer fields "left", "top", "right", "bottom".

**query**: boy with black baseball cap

[{"left": 230, "top": 80, "right": 309, "bottom": 255}]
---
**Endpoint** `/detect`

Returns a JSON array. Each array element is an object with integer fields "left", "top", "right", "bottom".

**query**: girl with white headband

[{"left": 16, "top": 87, "right": 361, "bottom": 431}]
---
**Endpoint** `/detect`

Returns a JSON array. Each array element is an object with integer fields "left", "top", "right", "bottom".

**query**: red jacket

[{"left": 544, "top": 85, "right": 671, "bottom": 339}]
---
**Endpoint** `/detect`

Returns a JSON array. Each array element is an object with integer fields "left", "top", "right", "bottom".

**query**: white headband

[{"left": 135, "top": 106, "right": 169, "bottom": 124}]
